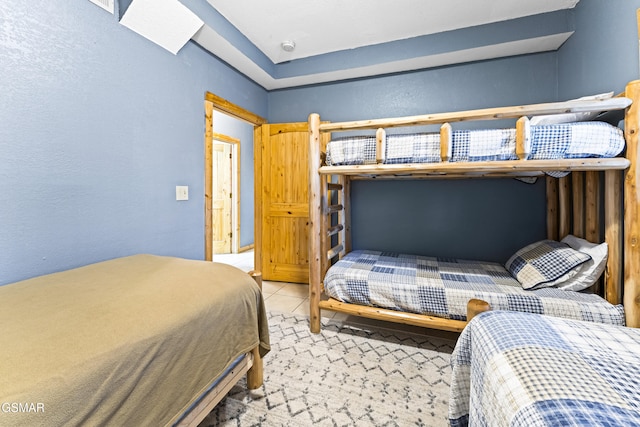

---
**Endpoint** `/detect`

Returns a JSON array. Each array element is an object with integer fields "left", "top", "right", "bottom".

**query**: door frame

[
  {"left": 204, "top": 93, "right": 266, "bottom": 262},
  {"left": 212, "top": 133, "right": 240, "bottom": 254}
]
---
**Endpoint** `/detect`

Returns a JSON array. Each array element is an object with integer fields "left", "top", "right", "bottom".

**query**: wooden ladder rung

[
  {"left": 327, "top": 224, "right": 344, "bottom": 237},
  {"left": 327, "top": 244, "right": 344, "bottom": 260},
  {"left": 326, "top": 204, "right": 343, "bottom": 214},
  {"left": 327, "top": 183, "right": 343, "bottom": 191}
]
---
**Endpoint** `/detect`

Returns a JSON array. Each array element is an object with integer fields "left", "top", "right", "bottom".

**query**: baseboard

[{"left": 239, "top": 244, "right": 254, "bottom": 253}]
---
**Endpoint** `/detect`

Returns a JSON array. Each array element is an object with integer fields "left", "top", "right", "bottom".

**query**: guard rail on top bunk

[{"left": 308, "top": 79, "right": 640, "bottom": 334}]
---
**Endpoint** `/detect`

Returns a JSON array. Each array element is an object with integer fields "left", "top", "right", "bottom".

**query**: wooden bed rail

[
  {"left": 177, "top": 351, "right": 257, "bottom": 427},
  {"left": 318, "top": 97, "right": 631, "bottom": 132},
  {"left": 372, "top": 116, "right": 532, "bottom": 165},
  {"left": 178, "top": 269, "right": 265, "bottom": 426},
  {"left": 315, "top": 298, "right": 491, "bottom": 333}
]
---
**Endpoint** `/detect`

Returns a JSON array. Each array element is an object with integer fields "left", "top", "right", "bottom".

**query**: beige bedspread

[{"left": 0, "top": 254, "right": 270, "bottom": 426}]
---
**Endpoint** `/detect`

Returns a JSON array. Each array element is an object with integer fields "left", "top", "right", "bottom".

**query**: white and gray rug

[{"left": 200, "top": 312, "right": 456, "bottom": 426}]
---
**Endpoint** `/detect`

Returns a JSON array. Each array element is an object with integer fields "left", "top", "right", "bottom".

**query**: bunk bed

[
  {"left": 308, "top": 80, "right": 640, "bottom": 334},
  {"left": 0, "top": 254, "right": 270, "bottom": 427}
]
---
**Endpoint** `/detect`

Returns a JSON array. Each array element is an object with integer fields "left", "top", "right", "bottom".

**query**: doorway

[
  {"left": 203, "top": 93, "right": 266, "bottom": 262},
  {"left": 212, "top": 133, "right": 240, "bottom": 254}
]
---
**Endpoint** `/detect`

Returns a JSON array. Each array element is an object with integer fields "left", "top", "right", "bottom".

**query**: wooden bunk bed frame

[{"left": 308, "top": 79, "right": 640, "bottom": 334}]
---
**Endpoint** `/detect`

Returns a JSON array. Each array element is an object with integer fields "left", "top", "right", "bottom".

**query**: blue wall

[
  {"left": 558, "top": 0, "right": 640, "bottom": 99},
  {"left": 2, "top": 0, "right": 639, "bottom": 285},
  {"left": 0, "top": 0, "right": 267, "bottom": 285},
  {"left": 268, "top": 0, "right": 640, "bottom": 262}
]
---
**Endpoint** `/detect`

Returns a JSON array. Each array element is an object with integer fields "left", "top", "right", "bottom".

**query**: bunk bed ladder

[
  {"left": 309, "top": 113, "right": 353, "bottom": 332},
  {"left": 326, "top": 179, "right": 350, "bottom": 256}
]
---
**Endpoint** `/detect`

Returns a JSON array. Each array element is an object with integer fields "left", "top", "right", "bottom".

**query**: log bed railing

[{"left": 308, "top": 80, "right": 640, "bottom": 334}]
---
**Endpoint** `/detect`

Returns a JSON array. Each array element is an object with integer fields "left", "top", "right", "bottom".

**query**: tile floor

[{"left": 213, "top": 250, "right": 460, "bottom": 341}]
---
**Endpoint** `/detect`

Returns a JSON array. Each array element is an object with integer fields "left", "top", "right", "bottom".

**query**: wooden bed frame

[
  {"left": 175, "top": 270, "right": 264, "bottom": 427},
  {"left": 0, "top": 255, "right": 267, "bottom": 426},
  {"left": 308, "top": 79, "right": 640, "bottom": 333}
]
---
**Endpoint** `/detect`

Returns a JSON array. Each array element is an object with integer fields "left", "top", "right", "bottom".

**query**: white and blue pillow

[{"left": 506, "top": 239, "right": 592, "bottom": 290}]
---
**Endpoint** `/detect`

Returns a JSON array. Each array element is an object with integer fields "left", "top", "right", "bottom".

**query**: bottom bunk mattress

[
  {"left": 449, "top": 311, "right": 640, "bottom": 426},
  {"left": 323, "top": 250, "right": 624, "bottom": 325},
  {"left": 0, "top": 254, "right": 270, "bottom": 427}
]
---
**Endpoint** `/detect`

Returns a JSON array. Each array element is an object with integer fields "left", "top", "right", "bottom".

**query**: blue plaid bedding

[
  {"left": 324, "top": 250, "right": 624, "bottom": 325},
  {"left": 325, "top": 122, "right": 624, "bottom": 165},
  {"left": 449, "top": 311, "right": 640, "bottom": 426}
]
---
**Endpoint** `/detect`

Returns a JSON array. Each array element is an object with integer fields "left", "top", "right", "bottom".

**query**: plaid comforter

[
  {"left": 324, "top": 250, "right": 624, "bottom": 325},
  {"left": 449, "top": 311, "right": 640, "bottom": 426},
  {"left": 325, "top": 122, "right": 625, "bottom": 165}
]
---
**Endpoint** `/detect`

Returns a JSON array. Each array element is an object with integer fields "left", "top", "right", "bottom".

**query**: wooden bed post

[
  {"left": 585, "top": 171, "right": 601, "bottom": 243},
  {"left": 341, "top": 175, "right": 352, "bottom": 254},
  {"left": 467, "top": 299, "right": 491, "bottom": 322},
  {"left": 558, "top": 175, "right": 571, "bottom": 239},
  {"left": 246, "top": 346, "right": 263, "bottom": 390},
  {"left": 572, "top": 172, "right": 585, "bottom": 238},
  {"left": 248, "top": 270, "right": 262, "bottom": 291},
  {"left": 585, "top": 170, "right": 602, "bottom": 294},
  {"left": 604, "top": 170, "right": 623, "bottom": 305},
  {"left": 546, "top": 176, "right": 559, "bottom": 240},
  {"left": 309, "top": 113, "right": 323, "bottom": 333},
  {"left": 246, "top": 270, "right": 264, "bottom": 389},
  {"left": 515, "top": 116, "right": 531, "bottom": 159},
  {"left": 376, "top": 128, "right": 386, "bottom": 163},
  {"left": 624, "top": 80, "right": 640, "bottom": 328},
  {"left": 440, "top": 123, "right": 452, "bottom": 161}
]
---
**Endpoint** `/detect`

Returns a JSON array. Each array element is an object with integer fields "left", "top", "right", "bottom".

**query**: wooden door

[
  {"left": 256, "top": 123, "right": 310, "bottom": 283},
  {"left": 212, "top": 142, "right": 232, "bottom": 254}
]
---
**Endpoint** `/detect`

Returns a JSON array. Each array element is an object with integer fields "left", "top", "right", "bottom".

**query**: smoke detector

[{"left": 281, "top": 40, "right": 296, "bottom": 52}]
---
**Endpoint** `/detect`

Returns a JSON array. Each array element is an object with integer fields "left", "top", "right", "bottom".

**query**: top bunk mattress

[
  {"left": 325, "top": 121, "right": 625, "bottom": 166},
  {"left": 324, "top": 250, "right": 625, "bottom": 325}
]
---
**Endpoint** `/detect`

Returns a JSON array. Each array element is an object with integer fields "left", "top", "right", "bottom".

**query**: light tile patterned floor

[
  {"left": 212, "top": 250, "right": 343, "bottom": 319},
  {"left": 213, "top": 250, "right": 459, "bottom": 341}
]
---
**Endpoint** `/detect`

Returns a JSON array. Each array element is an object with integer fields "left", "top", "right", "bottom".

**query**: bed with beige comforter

[{"left": 0, "top": 254, "right": 270, "bottom": 426}]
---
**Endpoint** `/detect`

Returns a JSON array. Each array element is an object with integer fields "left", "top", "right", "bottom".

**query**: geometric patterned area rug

[{"left": 200, "top": 312, "right": 456, "bottom": 426}]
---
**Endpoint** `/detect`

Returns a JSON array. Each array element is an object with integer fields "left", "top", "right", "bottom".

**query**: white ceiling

[
  {"left": 206, "top": 0, "right": 579, "bottom": 64},
  {"left": 118, "top": 0, "right": 579, "bottom": 89}
]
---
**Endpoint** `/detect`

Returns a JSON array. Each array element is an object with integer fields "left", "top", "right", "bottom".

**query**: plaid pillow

[{"left": 505, "top": 240, "right": 592, "bottom": 290}]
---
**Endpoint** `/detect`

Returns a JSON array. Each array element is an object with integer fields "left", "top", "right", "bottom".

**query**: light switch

[{"left": 176, "top": 185, "right": 189, "bottom": 201}]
